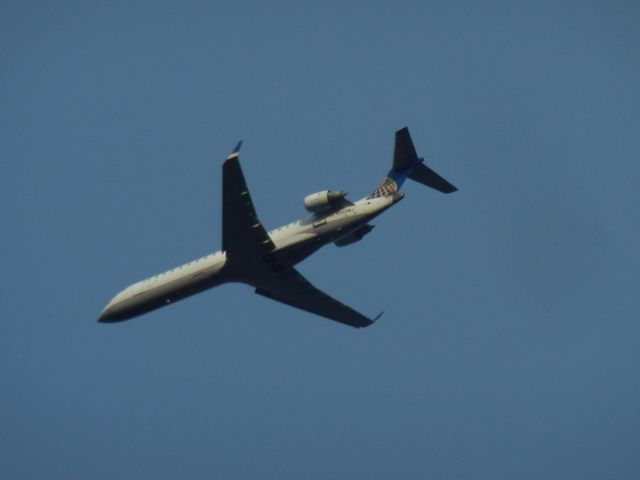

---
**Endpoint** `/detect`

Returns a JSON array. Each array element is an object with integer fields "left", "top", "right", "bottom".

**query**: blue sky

[{"left": 2, "top": 1, "right": 639, "bottom": 478}]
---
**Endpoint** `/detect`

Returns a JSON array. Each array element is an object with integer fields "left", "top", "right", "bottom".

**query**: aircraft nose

[
  {"left": 98, "top": 306, "right": 117, "bottom": 323},
  {"left": 98, "top": 300, "right": 127, "bottom": 323},
  {"left": 98, "top": 288, "right": 133, "bottom": 323}
]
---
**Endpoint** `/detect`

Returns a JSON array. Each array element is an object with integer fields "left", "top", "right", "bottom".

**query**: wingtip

[
  {"left": 226, "top": 140, "right": 243, "bottom": 160},
  {"left": 360, "top": 310, "right": 383, "bottom": 328},
  {"left": 442, "top": 182, "right": 458, "bottom": 193}
]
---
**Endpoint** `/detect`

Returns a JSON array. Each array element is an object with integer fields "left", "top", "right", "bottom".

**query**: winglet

[
  {"left": 227, "top": 140, "right": 243, "bottom": 159},
  {"left": 373, "top": 310, "right": 384, "bottom": 322}
]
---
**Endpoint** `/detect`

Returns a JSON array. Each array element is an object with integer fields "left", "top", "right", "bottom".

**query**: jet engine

[
  {"left": 334, "top": 224, "right": 375, "bottom": 247},
  {"left": 304, "top": 190, "right": 348, "bottom": 213}
]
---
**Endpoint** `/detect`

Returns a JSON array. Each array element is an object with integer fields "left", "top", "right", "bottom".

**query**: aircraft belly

[
  {"left": 320, "top": 215, "right": 371, "bottom": 240},
  {"left": 274, "top": 239, "right": 325, "bottom": 266},
  {"left": 271, "top": 216, "right": 370, "bottom": 265}
]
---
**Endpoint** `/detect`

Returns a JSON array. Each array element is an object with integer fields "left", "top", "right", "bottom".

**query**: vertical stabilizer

[
  {"left": 369, "top": 127, "right": 457, "bottom": 198},
  {"left": 393, "top": 127, "right": 419, "bottom": 171}
]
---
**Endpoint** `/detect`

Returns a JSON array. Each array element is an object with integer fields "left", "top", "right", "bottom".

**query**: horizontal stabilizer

[
  {"left": 389, "top": 127, "right": 458, "bottom": 194},
  {"left": 409, "top": 162, "right": 458, "bottom": 193}
]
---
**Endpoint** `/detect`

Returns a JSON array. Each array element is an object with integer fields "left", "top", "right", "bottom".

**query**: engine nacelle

[
  {"left": 304, "top": 190, "right": 348, "bottom": 213},
  {"left": 335, "top": 224, "right": 375, "bottom": 247}
]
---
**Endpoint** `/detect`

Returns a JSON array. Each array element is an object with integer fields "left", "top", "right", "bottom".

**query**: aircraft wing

[
  {"left": 254, "top": 266, "right": 379, "bottom": 328},
  {"left": 222, "top": 142, "right": 276, "bottom": 258},
  {"left": 222, "top": 143, "right": 377, "bottom": 328}
]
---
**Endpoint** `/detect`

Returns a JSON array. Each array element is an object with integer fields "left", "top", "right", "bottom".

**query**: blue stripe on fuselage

[{"left": 387, "top": 157, "right": 424, "bottom": 190}]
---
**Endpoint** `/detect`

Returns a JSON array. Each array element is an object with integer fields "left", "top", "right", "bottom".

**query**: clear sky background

[{"left": 2, "top": 1, "right": 639, "bottom": 478}]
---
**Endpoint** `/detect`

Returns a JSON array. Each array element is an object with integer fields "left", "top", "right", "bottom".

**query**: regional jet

[{"left": 98, "top": 127, "right": 457, "bottom": 328}]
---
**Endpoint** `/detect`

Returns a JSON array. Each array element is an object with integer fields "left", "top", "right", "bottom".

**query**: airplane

[{"left": 98, "top": 127, "right": 457, "bottom": 328}]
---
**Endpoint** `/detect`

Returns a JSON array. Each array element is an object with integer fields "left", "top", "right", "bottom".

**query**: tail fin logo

[{"left": 368, "top": 177, "right": 398, "bottom": 199}]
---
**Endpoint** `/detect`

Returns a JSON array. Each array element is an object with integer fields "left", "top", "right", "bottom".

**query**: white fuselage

[{"left": 99, "top": 193, "right": 403, "bottom": 322}]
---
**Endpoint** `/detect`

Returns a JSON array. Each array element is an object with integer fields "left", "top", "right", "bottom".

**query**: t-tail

[{"left": 368, "top": 127, "right": 457, "bottom": 198}]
